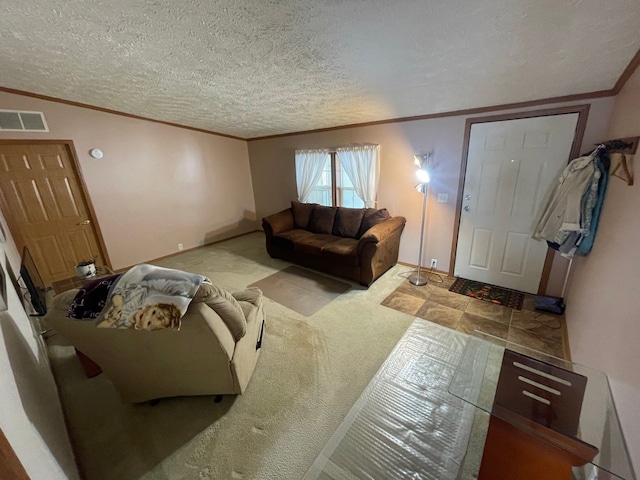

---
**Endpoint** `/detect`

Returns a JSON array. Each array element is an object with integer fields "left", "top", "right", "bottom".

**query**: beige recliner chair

[{"left": 44, "top": 285, "right": 265, "bottom": 403}]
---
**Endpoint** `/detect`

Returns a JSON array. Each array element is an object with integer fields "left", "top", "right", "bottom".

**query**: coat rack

[{"left": 603, "top": 136, "right": 638, "bottom": 186}]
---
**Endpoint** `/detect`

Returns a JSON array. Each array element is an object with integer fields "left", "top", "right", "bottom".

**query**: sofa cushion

[
  {"left": 291, "top": 201, "right": 316, "bottom": 229},
  {"left": 295, "top": 234, "right": 339, "bottom": 255},
  {"left": 321, "top": 238, "right": 360, "bottom": 266},
  {"left": 333, "top": 207, "right": 365, "bottom": 239},
  {"left": 308, "top": 205, "right": 338, "bottom": 234},
  {"left": 274, "top": 229, "right": 316, "bottom": 250},
  {"left": 357, "top": 208, "right": 391, "bottom": 237}
]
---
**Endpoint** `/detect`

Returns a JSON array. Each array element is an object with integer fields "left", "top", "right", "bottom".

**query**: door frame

[
  {"left": 0, "top": 427, "right": 29, "bottom": 480},
  {"left": 0, "top": 139, "right": 112, "bottom": 273},
  {"left": 449, "top": 104, "right": 590, "bottom": 294}
]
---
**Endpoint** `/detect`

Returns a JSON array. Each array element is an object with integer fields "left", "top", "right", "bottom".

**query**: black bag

[{"left": 534, "top": 296, "right": 565, "bottom": 315}]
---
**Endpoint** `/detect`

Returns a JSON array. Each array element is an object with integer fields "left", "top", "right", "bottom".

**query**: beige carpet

[
  {"left": 44, "top": 232, "right": 419, "bottom": 480},
  {"left": 249, "top": 265, "right": 351, "bottom": 316}
]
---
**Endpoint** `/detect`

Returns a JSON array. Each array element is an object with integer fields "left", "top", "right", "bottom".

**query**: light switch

[{"left": 437, "top": 193, "right": 448, "bottom": 203}]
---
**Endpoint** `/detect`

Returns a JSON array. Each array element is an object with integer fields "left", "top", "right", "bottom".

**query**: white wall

[
  {"left": 0, "top": 91, "right": 257, "bottom": 270},
  {"left": 565, "top": 67, "right": 640, "bottom": 472},
  {"left": 0, "top": 211, "right": 79, "bottom": 479}
]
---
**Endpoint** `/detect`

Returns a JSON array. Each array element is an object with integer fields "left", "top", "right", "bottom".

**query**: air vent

[{"left": 0, "top": 110, "right": 49, "bottom": 132}]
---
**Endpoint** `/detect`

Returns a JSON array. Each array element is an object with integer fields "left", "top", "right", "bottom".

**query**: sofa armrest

[
  {"left": 358, "top": 217, "right": 406, "bottom": 286},
  {"left": 262, "top": 208, "right": 294, "bottom": 236},
  {"left": 358, "top": 217, "right": 406, "bottom": 248}
]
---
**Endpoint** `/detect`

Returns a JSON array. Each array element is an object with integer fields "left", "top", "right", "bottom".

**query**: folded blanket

[{"left": 98, "top": 264, "right": 205, "bottom": 330}]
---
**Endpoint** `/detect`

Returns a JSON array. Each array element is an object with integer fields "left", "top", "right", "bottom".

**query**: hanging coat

[{"left": 532, "top": 150, "right": 599, "bottom": 243}]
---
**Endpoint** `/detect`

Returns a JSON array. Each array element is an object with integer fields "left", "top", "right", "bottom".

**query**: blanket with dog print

[{"left": 97, "top": 264, "right": 205, "bottom": 330}]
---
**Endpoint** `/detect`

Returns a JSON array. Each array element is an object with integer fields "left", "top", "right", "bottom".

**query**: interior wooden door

[
  {"left": 454, "top": 113, "right": 579, "bottom": 294},
  {"left": 0, "top": 143, "right": 104, "bottom": 285},
  {"left": 0, "top": 428, "right": 29, "bottom": 480}
]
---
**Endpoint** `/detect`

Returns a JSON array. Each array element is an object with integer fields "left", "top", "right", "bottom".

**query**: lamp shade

[{"left": 416, "top": 168, "right": 430, "bottom": 183}]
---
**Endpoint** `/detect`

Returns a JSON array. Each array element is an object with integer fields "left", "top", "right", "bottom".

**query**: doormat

[
  {"left": 449, "top": 278, "right": 524, "bottom": 309},
  {"left": 248, "top": 266, "right": 351, "bottom": 316}
]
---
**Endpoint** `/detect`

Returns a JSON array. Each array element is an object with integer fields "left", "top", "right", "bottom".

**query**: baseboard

[
  {"left": 396, "top": 260, "right": 448, "bottom": 276},
  {"left": 115, "top": 230, "right": 262, "bottom": 273}
]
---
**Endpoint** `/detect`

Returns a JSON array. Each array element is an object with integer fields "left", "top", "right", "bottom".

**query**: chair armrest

[
  {"left": 51, "top": 289, "right": 80, "bottom": 311},
  {"left": 262, "top": 208, "right": 294, "bottom": 236},
  {"left": 187, "top": 302, "right": 236, "bottom": 359},
  {"left": 358, "top": 217, "right": 406, "bottom": 248}
]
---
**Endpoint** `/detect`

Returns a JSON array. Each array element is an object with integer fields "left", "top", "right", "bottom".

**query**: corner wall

[
  {"left": 0, "top": 92, "right": 257, "bottom": 270},
  {"left": 565, "top": 67, "right": 640, "bottom": 471},
  {"left": 0, "top": 211, "right": 79, "bottom": 479}
]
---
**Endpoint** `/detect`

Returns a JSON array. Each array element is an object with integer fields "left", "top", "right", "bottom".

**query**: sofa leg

[{"left": 214, "top": 395, "right": 223, "bottom": 403}]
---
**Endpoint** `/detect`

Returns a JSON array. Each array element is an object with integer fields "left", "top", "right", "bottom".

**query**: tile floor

[{"left": 381, "top": 274, "right": 568, "bottom": 359}]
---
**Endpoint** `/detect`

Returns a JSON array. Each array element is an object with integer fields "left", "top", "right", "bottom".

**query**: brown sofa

[{"left": 262, "top": 202, "right": 406, "bottom": 286}]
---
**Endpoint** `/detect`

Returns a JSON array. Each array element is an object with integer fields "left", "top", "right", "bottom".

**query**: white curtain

[
  {"left": 295, "top": 149, "right": 330, "bottom": 202},
  {"left": 336, "top": 145, "right": 380, "bottom": 208}
]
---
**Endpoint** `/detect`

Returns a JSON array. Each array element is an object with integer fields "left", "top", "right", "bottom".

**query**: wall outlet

[
  {"left": 430, "top": 259, "right": 437, "bottom": 269},
  {"left": 437, "top": 193, "right": 448, "bottom": 203},
  {"left": 178, "top": 243, "right": 184, "bottom": 251}
]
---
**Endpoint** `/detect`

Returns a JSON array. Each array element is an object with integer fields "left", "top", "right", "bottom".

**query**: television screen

[{"left": 20, "top": 246, "right": 47, "bottom": 316}]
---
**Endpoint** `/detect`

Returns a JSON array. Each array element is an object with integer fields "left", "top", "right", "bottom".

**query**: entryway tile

[
  {"left": 431, "top": 275, "right": 456, "bottom": 290},
  {"left": 520, "top": 294, "right": 537, "bottom": 312},
  {"left": 428, "top": 287, "right": 471, "bottom": 311},
  {"left": 507, "top": 327, "right": 565, "bottom": 359},
  {"left": 457, "top": 312, "right": 509, "bottom": 340},
  {"left": 510, "top": 310, "right": 563, "bottom": 342},
  {"left": 393, "top": 281, "right": 434, "bottom": 301},
  {"left": 416, "top": 300, "right": 463, "bottom": 329},
  {"left": 380, "top": 276, "right": 570, "bottom": 361},
  {"left": 381, "top": 291, "right": 426, "bottom": 316},
  {"left": 464, "top": 298, "right": 511, "bottom": 325}
]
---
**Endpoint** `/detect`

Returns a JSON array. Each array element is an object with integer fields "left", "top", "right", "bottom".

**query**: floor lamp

[{"left": 409, "top": 153, "right": 431, "bottom": 286}]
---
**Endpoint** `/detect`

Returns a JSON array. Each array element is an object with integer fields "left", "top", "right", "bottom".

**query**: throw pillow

[
  {"left": 333, "top": 207, "right": 366, "bottom": 239},
  {"left": 291, "top": 201, "right": 316, "bottom": 229},
  {"left": 308, "top": 205, "right": 338, "bottom": 234},
  {"left": 357, "top": 208, "right": 391, "bottom": 238}
]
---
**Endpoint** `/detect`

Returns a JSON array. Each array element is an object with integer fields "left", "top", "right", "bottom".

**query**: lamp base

[{"left": 408, "top": 272, "right": 428, "bottom": 286}]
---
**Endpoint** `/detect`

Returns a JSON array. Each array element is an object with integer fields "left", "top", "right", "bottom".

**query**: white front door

[{"left": 454, "top": 113, "right": 579, "bottom": 294}]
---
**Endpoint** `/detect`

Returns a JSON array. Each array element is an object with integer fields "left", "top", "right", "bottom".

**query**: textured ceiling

[{"left": 1, "top": 0, "right": 639, "bottom": 139}]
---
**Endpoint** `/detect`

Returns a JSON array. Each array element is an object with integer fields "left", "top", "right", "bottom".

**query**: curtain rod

[{"left": 296, "top": 145, "right": 379, "bottom": 155}]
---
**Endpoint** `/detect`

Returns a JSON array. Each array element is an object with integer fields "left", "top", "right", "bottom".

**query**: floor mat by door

[{"left": 449, "top": 278, "right": 524, "bottom": 310}]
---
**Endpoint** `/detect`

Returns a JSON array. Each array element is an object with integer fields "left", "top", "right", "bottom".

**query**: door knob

[
  {"left": 463, "top": 206, "right": 470, "bottom": 212},
  {"left": 77, "top": 219, "right": 91, "bottom": 225}
]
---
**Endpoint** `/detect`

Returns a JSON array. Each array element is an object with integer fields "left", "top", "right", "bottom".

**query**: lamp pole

[{"left": 409, "top": 181, "right": 428, "bottom": 286}]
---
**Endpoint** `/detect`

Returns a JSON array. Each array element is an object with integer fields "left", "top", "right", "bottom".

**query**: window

[
  {"left": 296, "top": 146, "right": 378, "bottom": 208},
  {"left": 306, "top": 154, "right": 365, "bottom": 208}
]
